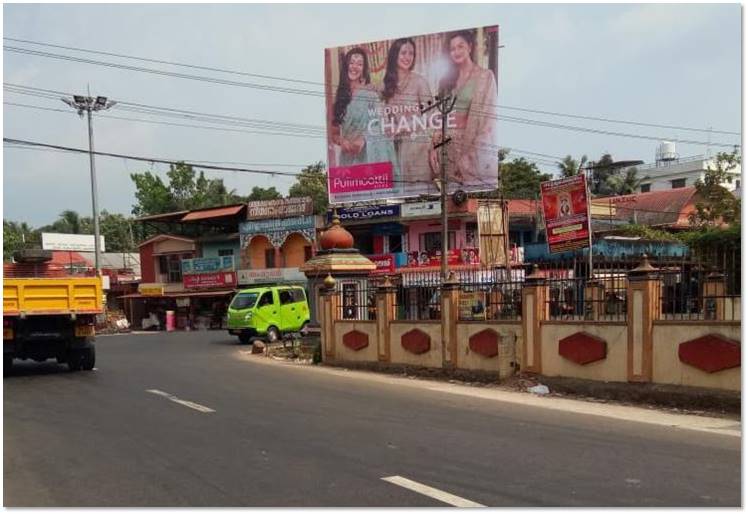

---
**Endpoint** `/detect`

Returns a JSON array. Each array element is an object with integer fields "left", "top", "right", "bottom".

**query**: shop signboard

[
  {"left": 239, "top": 215, "right": 316, "bottom": 248},
  {"left": 540, "top": 175, "right": 591, "bottom": 254},
  {"left": 367, "top": 254, "right": 396, "bottom": 274},
  {"left": 401, "top": 201, "right": 441, "bottom": 218},
  {"left": 327, "top": 204, "right": 400, "bottom": 223},
  {"left": 42, "top": 232, "right": 106, "bottom": 252},
  {"left": 246, "top": 197, "right": 313, "bottom": 220},
  {"left": 139, "top": 283, "right": 164, "bottom": 296},
  {"left": 236, "top": 267, "right": 307, "bottom": 285},
  {"left": 183, "top": 271, "right": 237, "bottom": 289},
  {"left": 181, "top": 256, "right": 235, "bottom": 274},
  {"left": 325, "top": 26, "right": 499, "bottom": 203}
]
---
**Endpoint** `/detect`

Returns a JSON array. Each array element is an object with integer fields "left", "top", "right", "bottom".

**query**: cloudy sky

[{"left": 3, "top": 3, "right": 741, "bottom": 226}]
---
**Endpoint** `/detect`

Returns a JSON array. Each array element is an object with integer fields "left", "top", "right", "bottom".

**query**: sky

[{"left": 3, "top": 3, "right": 742, "bottom": 226}]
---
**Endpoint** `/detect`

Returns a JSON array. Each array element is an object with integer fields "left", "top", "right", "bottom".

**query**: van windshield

[{"left": 230, "top": 292, "right": 259, "bottom": 310}]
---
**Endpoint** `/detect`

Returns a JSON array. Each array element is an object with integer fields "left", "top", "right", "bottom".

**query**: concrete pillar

[
  {"left": 320, "top": 275, "right": 338, "bottom": 362},
  {"left": 274, "top": 246, "right": 283, "bottom": 268},
  {"left": 441, "top": 272, "right": 460, "bottom": 369},
  {"left": 521, "top": 265, "right": 548, "bottom": 374},
  {"left": 376, "top": 276, "right": 397, "bottom": 362},
  {"left": 626, "top": 255, "right": 661, "bottom": 383},
  {"left": 702, "top": 272, "right": 726, "bottom": 321}
]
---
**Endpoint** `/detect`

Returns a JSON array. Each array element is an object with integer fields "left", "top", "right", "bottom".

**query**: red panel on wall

[
  {"left": 558, "top": 332, "right": 607, "bottom": 365},
  {"left": 469, "top": 329, "right": 499, "bottom": 358},
  {"left": 678, "top": 334, "right": 740, "bottom": 373},
  {"left": 342, "top": 330, "right": 369, "bottom": 351},
  {"left": 401, "top": 329, "right": 431, "bottom": 355},
  {"left": 139, "top": 243, "right": 156, "bottom": 283}
]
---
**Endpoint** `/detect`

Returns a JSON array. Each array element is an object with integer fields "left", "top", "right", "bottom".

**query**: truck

[{"left": 3, "top": 249, "right": 102, "bottom": 373}]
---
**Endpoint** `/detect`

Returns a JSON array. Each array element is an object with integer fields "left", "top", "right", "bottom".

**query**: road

[{"left": 4, "top": 331, "right": 741, "bottom": 507}]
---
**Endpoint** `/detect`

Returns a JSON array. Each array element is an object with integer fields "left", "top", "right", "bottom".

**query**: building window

[
  {"left": 640, "top": 184, "right": 651, "bottom": 193},
  {"left": 218, "top": 249, "right": 234, "bottom": 257},
  {"left": 265, "top": 248, "right": 275, "bottom": 268},
  {"left": 465, "top": 222, "right": 477, "bottom": 247},
  {"left": 671, "top": 178, "right": 686, "bottom": 189},
  {"left": 388, "top": 234, "right": 403, "bottom": 253},
  {"left": 420, "top": 232, "right": 456, "bottom": 254},
  {"left": 158, "top": 254, "right": 186, "bottom": 283}
]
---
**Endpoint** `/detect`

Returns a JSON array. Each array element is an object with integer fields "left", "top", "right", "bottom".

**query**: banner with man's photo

[
  {"left": 324, "top": 26, "right": 499, "bottom": 204},
  {"left": 540, "top": 175, "right": 591, "bottom": 254}
]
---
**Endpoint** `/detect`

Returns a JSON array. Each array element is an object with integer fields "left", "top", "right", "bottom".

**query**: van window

[
  {"left": 291, "top": 289, "right": 306, "bottom": 302},
  {"left": 279, "top": 289, "right": 294, "bottom": 305},
  {"left": 231, "top": 292, "right": 259, "bottom": 310},
  {"left": 257, "top": 291, "right": 274, "bottom": 307}
]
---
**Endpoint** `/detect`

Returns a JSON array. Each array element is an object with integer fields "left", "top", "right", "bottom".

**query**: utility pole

[
  {"left": 61, "top": 93, "right": 116, "bottom": 275},
  {"left": 421, "top": 94, "right": 456, "bottom": 282}
]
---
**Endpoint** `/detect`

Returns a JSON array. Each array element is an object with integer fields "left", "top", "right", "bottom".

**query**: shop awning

[
  {"left": 120, "top": 289, "right": 236, "bottom": 299},
  {"left": 181, "top": 205, "right": 244, "bottom": 221}
]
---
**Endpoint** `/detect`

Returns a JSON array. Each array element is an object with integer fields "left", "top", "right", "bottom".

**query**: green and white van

[{"left": 227, "top": 286, "right": 310, "bottom": 344}]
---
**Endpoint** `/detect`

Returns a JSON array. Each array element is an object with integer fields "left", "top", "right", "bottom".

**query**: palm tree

[
  {"left": 58, "top": 210, "right": 82, "bottom": 233},
  {"left": 557, "top": 155, "right": 588, "bottom": 178},
  {"left": 606, "top": 167, "right": 646, "bottom": 196}
]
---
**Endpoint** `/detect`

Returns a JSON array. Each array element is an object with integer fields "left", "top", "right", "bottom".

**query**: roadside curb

[{"left": 236, "top": 351, "right": 741, "bottom": 438}]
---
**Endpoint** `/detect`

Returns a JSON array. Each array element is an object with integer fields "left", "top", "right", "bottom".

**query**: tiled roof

[{"left": 592, "top": 187, "right": 699, "bottom": 227}]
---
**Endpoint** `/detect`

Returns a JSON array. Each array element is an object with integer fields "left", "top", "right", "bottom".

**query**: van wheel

[{"left": 266, "top": 326, "right": 280, "bottom": 343}]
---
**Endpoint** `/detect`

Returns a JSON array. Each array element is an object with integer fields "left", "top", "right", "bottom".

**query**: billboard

[
  {"left": 42, "top": 233, "right": 106, "bottom": 252},
  {"left": 325, "top": 26, "right": 499, "bottom": 204},
  {"left": 246, "top": 197, "right": 313, "bottom": 220},
  {"left": 540, "top": 175, "right": 591, "bottom": 254}
]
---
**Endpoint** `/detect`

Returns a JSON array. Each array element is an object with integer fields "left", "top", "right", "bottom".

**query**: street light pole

[{"left": 61, "top": 94, "right": 116, "bottom": 275}]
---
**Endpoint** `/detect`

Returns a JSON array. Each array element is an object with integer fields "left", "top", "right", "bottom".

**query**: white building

[{"left": 636, "top": 142, "right": 741, "bottom": 193}]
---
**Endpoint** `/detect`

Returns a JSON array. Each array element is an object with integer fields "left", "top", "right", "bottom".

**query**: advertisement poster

[
  {"left": 183, "top": 271, "right": 237, "bottom": 289},
  {"left": 324, "top": 26, "right": 499, "bottom": 203},
  {"left": 540, "top": 175, "right": 591, "bottom": 253},
  {"left": 368, "top": 254, "right": 396, "bottom": 274},
  {"left": 404, "top": 248, "right": 479, "bottom": 268}
]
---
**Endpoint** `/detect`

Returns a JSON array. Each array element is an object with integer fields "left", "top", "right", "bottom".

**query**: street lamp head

[
  {"left": 73, "top": 95, "right": 86, "bottom": 104},
  {"left": 95, "top": 96, "right": 107, "bottom": 108}
]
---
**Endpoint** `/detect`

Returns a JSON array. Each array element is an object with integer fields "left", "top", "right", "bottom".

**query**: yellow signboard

[{"left": 138, "top": 284, "right": 165, "bottom": 296}]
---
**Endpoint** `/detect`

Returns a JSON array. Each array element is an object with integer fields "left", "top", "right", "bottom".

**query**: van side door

[
  {"left": 254, "top": 290, "right": 278, "bottom": 333},
  {"left": 278, "top": 289, "right": 299, "bottom": 332}
]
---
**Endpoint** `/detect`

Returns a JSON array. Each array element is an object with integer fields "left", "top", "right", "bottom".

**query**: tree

[
  {"left": 288, "top": 161, "right": 328, "bottom": 214},
  {"left": 3, "top": 221, "right": 40, "bottom": 261},
  {"left": 247, "top": 186, "right": 282, "bottom": 201},
  {"left": 557, "top": 154, "right": 587, "bottom": 178},
  {"left": 99, "top": 211, "right": 139, "bottom": 252},
  {"left": 689, "top": 150, "right": 741, "bottom": 227},
  {"left": 130, "top": 162, "right": 244, "bottom": 216},
  {"left": 605, "top": 167, "right": 645, "bottom": 196},
  {"left": 588, "top": 153, "right": 616, "bottom": 196},
  {"left": 500, "top": 158, "right": 552, "bottom": 199}
]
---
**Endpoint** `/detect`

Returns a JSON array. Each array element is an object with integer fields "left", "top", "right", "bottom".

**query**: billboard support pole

[{"left": 422, "top": 95, "right": 456, "bottom": 282}]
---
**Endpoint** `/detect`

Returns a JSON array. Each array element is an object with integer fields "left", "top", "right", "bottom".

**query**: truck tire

[
  {"left": 4, "top": 355, "right": 12, "bottom": 375},
  {"left": 67, "top": 350, "right": 82, "bottom": 372},
  {"left": 81, "top": 347, "right": 95, "bottom": 371}
]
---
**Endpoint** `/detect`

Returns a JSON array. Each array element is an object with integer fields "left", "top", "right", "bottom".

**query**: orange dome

[{"left": 320, "top": 215, "right": 354, "bottom": 250}]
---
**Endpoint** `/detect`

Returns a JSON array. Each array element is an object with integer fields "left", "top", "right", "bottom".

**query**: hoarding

[
  {"left": 183, "top": 271, "right": 237, "bottom": 289},
  {"left": 181, "top": 256, "right": 235, "bottom": 274},
  {"left": 327, "top": 204, "right": 400, "bottom": 222},
  {"left": 404, "top": 248, "right": 479, "bottom": 268},
  {"left": 325, "top": 25, "right": 499, "bottom": 203},
  {"left": 540, "top": 175, "right": 591, "bottom": 253},
  {"left": 42, "top": 233, "right": 106, "bottom": 252},
  {"left": 246, "top": 197, "right": 313, "bottom": 220},
  {"left": 237, "top": 267, "right": 307, "bottom": 285},
  {"left": 239, "top": 215, "right": 316, "bottom": 248}
]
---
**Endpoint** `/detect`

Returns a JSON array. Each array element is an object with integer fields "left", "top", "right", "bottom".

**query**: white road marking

[
  {"left": 381, "top": 475, "right": 485, "bottom": 507},
  {"left": 145, "top": 389, "right": 215, "bottom": 413}
]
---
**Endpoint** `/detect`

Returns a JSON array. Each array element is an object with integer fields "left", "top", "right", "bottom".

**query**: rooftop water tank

[{"left": 656, "top": 141, "right": 677, "bottom": 163}]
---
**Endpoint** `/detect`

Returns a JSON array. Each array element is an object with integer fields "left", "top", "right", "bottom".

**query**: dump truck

[{"left": 3, "top": 249, "right": 102, "bottom": 373}]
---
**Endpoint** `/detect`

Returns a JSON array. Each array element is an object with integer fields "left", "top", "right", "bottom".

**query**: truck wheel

[
  {"left": 4, "top": 355, "right": 12, "bottom": 375},
  {"left": 266, "top": 326, "right": 280, "bottom": 343},
  {"left": 67, "top": 350, "right": 82, "bottom": 372},
  {"left": 81, "top": 347, "right": 96, "bottom": 371}
]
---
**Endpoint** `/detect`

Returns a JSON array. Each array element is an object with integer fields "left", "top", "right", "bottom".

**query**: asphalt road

[{"left": 4, "top": 331, "right": 741, "bottom": 507}]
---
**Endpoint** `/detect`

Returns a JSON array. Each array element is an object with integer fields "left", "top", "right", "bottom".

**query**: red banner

[
  {"left": 368, "top": 254, "right": 396, "bottom": 274},
  {"left": 183, "top": 271, "right": 237, "bottom": 289},
  {"left": 540, "top": 175, "right": 591, "bottom": 253},
  {"left": 405, "top": 248, "right": 479, "bottom": 268}
]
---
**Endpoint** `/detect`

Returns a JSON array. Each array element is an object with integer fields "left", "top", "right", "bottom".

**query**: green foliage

[
  {"left": 689, "top": 150, "right": 741, "bottom": 227},
  {"left": 3, "top": 220, "right": 40, "bottom": 261},
  {"left": 614, "top": 224, "right": 682, "bottom": 242},
  {"left": 130, "top": 162, "right": 243, "bottom": 216},
  {"left": 247, "top": 186, "right": 283, "bottom": 201},
  {"left": 288, "top": 161, "right": 328, "bottom": 215},
  {"left": 678, "top": 223, "right": 741, "bottom": 250},
  {"left": 500, "top": 157, "right": 552, "bottom": 199},
  {"left": 557, "top": 154, "right": 587, "bottom": 178},
  {"left": 605, "top": 167, "right": 645, "bottom": 196},
  {"left": 588, "top": 153, "right": 616, "bottom": 196}
]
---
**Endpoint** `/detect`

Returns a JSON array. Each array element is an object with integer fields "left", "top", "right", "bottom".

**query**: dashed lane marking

[
  {"left": 145, "top": 389, "right": 216, "bottom": 413},
  {"left": 381, "top": 475, "right": 485, "bottom": 507}
]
